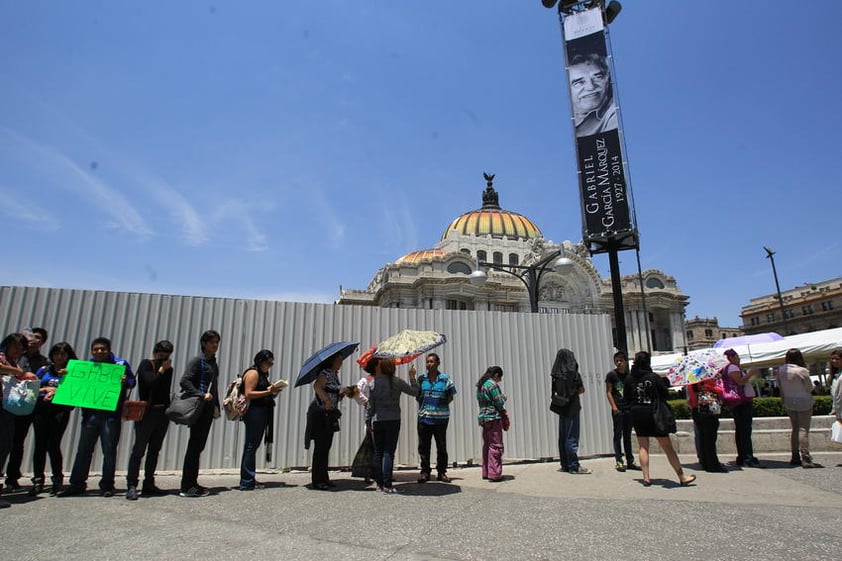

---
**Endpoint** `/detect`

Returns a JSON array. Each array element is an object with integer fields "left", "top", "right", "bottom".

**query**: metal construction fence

[{"left": 1, "top": 285, "right": 618, "bottom": 475}]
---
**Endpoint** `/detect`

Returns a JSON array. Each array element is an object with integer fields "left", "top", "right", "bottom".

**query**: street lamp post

[
  {"left": 469, "top": 250, "right": 574, "bottom": 313},
  {"left": 764, "top": 246, "right": 791, "bottom": 334}
]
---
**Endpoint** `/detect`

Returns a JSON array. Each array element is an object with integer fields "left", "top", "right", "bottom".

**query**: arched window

[
  {"left": 447, "top": 262, "right": 472, "bottom": 275},
  {"left": 477, "top": 250, "right": 487, "bottom": 262},
  {"left": 493, "top": 252, "right": 503, "bottom": 265},
  {"left": 645, "top": 277, "right": 665, "bottom": 289},
  {"left": 508, "top": 253, "right": 519, "bottom": 266}
]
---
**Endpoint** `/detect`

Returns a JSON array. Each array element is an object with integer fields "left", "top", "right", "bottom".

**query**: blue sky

[{"left": 2, "top": 1, "right": 840, "bottom": 328}]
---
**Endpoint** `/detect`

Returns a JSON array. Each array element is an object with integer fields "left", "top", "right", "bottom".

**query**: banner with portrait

[{"left": 562, "top": 6, "right": 634, "bottom": 252}]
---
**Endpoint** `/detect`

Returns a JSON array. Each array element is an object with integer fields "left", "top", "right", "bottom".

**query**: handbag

[
  {"left": 696, "top": 390, "right": 722, "bottom": 416},
  {"left": 720, "top": 367, "right": 745, "bottom": 408},
  {"left": 831, "top": 421, "right": 842, "bottom": 445},
  {"left": 121, "top": 400, "right": 149, "bottom": 422},
  {"left": 1, "top": 376, "right": 40, "bottom": 416},
  {"left": 550, "top": 394, "right": 570, "bottom": 415},
  {"left": 652, "top": 398, "right": 677, "bottom": 434},
  {"left": 351, "top": 431, "right": 374, "bottom": 479},
  {"left": 166, "top": 394, "right": 205, "bottom": 426}
]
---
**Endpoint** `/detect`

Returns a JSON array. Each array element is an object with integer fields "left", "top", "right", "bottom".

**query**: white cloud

[
  {"left": 0, "top": 128, "right": 151, "bottom": 238},
  {"left": 144, "top": 178, "right": 209, "bottom": 246},
  {"left": 211, "top": 199, "right": 269, "bottom": 252},
  {"left": 0, "top": 186, "right": 59, "bottom": 231},
  {"left": 309, "top": 186, "right": 345, "bottom": 247}
]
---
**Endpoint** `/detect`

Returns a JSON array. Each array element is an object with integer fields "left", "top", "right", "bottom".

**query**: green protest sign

[{"left": 51, "top": 359, "right": 125, "bottom": 411}]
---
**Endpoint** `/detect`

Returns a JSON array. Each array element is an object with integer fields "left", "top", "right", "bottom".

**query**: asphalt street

[{"left": 4, "top": 452, "right": 842, "bottom": 561}]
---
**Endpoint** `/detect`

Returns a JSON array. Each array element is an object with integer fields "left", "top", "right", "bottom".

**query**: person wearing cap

[{"left": 723, "top": 349, "right": 760, "bottom": 468}]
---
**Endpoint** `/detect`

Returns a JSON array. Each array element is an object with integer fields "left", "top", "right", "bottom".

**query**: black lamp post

[
  {"left": 764, "top": 246, "right": 791, "bottom": 334},
  {"left": 469, "top": 250, "right": 574, "bottom": 313}
]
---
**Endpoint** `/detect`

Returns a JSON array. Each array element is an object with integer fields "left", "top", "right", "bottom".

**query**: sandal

[
  {"left": 642, "top": 479, "right": 652, "bottom": 487},
  {"left": 680, "top": 475, "right": 697, "bottom": 487}
]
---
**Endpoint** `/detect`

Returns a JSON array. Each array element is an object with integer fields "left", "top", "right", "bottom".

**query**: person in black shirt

[
  {"left": 605, "top": 351, "right": 637, "bottom": 472},
  {"left": 126, "top": 340, "right": 174, "bottom": 500},
  {"left": 178, "top": 330, "right": 221, "bottom": 497},
  {"left": 238, "top": 350, "right": 282, "bottom": 491}
]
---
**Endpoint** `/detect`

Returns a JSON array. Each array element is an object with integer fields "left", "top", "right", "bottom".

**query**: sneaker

[
  {"left": 569, "top": 466, "right": 592, "bottom": 475},
  {"left": 747, "top": 457, "right": 761, "bottom": 468},
  {"left": 801, "top": 461, "right": 816, "bottom": 469},
  {"left": 615, "top": 461, "right": 626, "bottom": 472},
  {"left": 100, "top": 488, "right": 115, "bottom": 498},
  {"left": 5, "top": 480, "right": 22, "bottom": 493},
  {"left": 126, "top": 486, "right": 138, "bottom": 500},
  {"left": 436, "top": 473, "right": 451, "bottom": 483},
  {"left": 0, "top": 499, "right": 9, "bottom": 509},
  {"left": 382, "top": 486, "right": 401, "bottom": 494},
  {"left": 28, "top": 482, "right": 44, "bottom": 497},
  {"left": 179, "top": 486, "right": 210, "bottom": 498},
  {"left": 49, "top": 484, "right": 63, "bottom": 497},
  {"left": 627, "top": 461, "right": 641, "bottom": 471},
  {"left": 417, "top": 472, "right": 431, "bottom": 484}
]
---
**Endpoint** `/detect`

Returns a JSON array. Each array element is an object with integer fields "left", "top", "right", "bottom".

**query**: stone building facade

[
  {"left": 338, "top": 178, "right": 689, "bottom": 353},
  {"left": 741, "top": 276, "right": 842, "bottom": 335}
]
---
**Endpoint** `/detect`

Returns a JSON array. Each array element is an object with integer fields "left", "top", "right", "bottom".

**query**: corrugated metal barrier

[{"left": 1, "top": 286, "right": 618, "bottom": 475}]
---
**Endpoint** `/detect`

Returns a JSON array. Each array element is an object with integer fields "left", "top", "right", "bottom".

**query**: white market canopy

[{"left": 652, "top": 326, "right": 842, "bottom": 374}]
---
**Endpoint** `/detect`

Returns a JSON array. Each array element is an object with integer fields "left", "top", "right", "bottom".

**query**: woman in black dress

[{"left": 626, "top": 351, "right": 696, "bottom": 487}]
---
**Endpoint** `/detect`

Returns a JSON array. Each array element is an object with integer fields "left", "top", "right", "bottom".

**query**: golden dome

[
  {"left": 395, "top": 249, "right": 446, "bottom": 265},
  {"left": 440, "top": 177, "right": 543, "bottom": 241}
]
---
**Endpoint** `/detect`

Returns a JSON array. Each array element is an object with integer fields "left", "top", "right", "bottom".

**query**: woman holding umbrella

[
  {"left": 626, "top": 351, "right": 696, "bottom": 487},
  {"left": 305, "top": 351, "right": 352, "bottom": 490}
]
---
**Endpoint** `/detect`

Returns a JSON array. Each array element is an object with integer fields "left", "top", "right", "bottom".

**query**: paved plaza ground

[{"left": 4, "top": 452, "right": 842, "bottom": 561}]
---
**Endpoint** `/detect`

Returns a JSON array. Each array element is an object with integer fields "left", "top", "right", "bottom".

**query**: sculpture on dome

[{"left": 481, "top": 172, "right": 500, "bottom": 209}]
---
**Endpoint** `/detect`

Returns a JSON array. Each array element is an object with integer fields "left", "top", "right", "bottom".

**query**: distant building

[
  {"left": 338, "top": 177, "right": 689, "bottom": 353},
  {"left": 741, "top": 276, "right": 842, "bottom": 335},
  {"left": 684, "top": 316, "right": 744, "bottom": 351}
]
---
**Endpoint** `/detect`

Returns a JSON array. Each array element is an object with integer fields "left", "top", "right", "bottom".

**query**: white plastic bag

[
  {"left": 831, "top": 421, "right": 842, "bottom": 445},
  {"left": 2, "top": 376, "right": 40, "bottom": 416}
]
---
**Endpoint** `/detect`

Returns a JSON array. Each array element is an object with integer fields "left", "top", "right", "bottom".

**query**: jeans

[
  {"left": 417, "top": 421, "right": 449, "bottom": 475},
  {"left": 372, "top": 420, "right": 401, "bottom": 488},
  {"left": 126, "top": 408, "right": 170, "bottom": 488},
  {"left": 69, "top": 411, "right": 122, "bottom": 491},
  {"left": 558, "top": 411, "right": 581, "bottom": 471},
  {"left": 31, "top": 404, "right": 71, "bottom": 484},
  {"left": 611, "top": 409, "right": 634, "bottom": 465},
  {"left": 5, "top": 412, "right": 35, "bottom": 483},
  {"left": 786, "top": 408, "right": 812, "bottom": 462},
  {"left": 180, "top": 403, "right": 214, "bottom": 492},
  {"left": 731, "top": 400, "right": 755, "bottom": 464},
  {"left": 240, "top": 406, "right": 270, "bottom": 489},
  {"left": 481, "top": 419, "right": 504, "bottom": 480}
]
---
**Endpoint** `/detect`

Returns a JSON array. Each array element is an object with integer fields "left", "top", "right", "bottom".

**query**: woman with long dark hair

[
  {"left": 626, "top": 351, "right": 696, "bottom": 487},
  {"left": 239, "top": 350, "right": 282, "bottom": 490},
  {"left": 776, "top": 348, "right": 816, "bottom": 468},
  {"left": 28, "top": 342, "right": 78, "bottom": 496},
  {"left": 366, "top": 358, "right": 418, "bottom": 493},
  {"left": 0, "top": 333, "right": 37, "bottom": 508},
  {"left": 476, "top": 366, "right": 507, "bottom": 482}
]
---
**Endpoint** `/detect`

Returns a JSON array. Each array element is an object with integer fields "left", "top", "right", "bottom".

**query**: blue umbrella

[{"left": 294, "top": 341, "right": 360, "bottom": 388}]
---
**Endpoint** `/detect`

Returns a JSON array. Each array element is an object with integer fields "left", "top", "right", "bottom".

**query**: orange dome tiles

[
  {"left": 442, "top": 210, "right": 542, "bottom": 241},
  {"left": 395, "top": 249, "right": 446, "bottom": 265}
]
